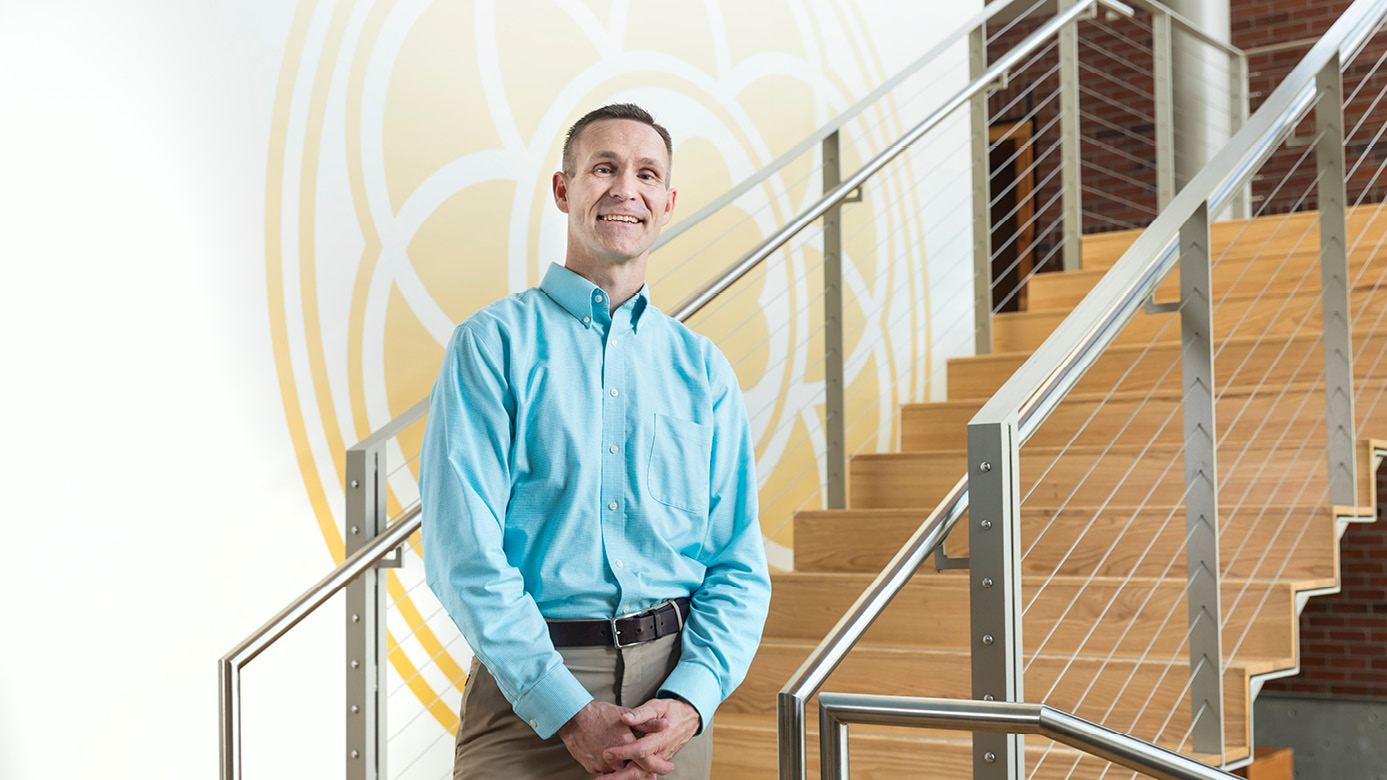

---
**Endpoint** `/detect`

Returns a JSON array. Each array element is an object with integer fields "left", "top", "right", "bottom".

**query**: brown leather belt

[{"left": 547, "top": 598, "right": 690, "bottom": 648}]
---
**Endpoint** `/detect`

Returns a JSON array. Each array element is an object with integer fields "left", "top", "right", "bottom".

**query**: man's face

[{"left": 553, "top": 119, "right": 677, "bottom": 268}]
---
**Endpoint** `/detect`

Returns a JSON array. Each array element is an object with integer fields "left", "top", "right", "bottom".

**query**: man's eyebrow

[{"left": 587, "top": 150, "right": 667, "bottom": 174}]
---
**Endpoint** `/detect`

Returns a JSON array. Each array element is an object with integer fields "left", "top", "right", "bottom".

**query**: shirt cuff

[
  {"left": 657, "top": 661, "right": 720, "bottom": 735},
  {"left": 510, "top": 661, "right": 593, "bottom": 739}
]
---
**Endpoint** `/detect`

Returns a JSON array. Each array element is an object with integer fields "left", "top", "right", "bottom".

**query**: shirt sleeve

[
  {"left": 420, "top": 323, "right": 592, "bottom": 738},
  {"left": 658, "top": 348, "right": 772, "bottom": 731}
]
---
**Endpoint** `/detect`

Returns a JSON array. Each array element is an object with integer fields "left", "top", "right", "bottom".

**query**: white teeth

[{"left": 599, "top": 215, "right": 640, "bottom": 223}]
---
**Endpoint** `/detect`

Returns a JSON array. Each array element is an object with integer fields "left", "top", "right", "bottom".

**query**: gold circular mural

[{"left": 266, "top": 0, "right": 932, "bottom": 751}]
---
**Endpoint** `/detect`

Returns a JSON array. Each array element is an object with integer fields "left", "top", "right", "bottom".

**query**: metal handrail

[
  {"left": 816, "top": 694, "right": 1238, "bottom": 780},
  {"left": 778, "top": 0, "right": 1387, "bottom": 777},
  {"left": 218, "top": 502, "right": 421, "bottom": 780},
  {"left": 651, "top": 0, "right": 1040, "bottom": 253},
  {"left": 652, "top": 0, "right": 1247, "bottom": 259},
  {"left": 976, "top": 0, "right": 1387, "bottom": 435},
  {"left": 672, "top": 0, "right": 1136, "bottom": 323}
]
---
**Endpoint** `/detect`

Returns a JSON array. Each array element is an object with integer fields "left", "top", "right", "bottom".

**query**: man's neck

[{"left": 564, "top": 255, "right": 648, "bottom": 314}]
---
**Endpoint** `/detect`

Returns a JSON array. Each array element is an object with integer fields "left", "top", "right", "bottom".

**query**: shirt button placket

[{"left": 599, "top": 304, "right": 631, "bottom": 596}]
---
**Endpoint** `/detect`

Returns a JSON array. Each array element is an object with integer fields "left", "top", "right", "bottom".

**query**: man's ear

[
  {"left": 659, "top": 187, "right": 677, "bottom": 227},
  {"left": 552, "top": 171, "right": 570, "bottom": 214}
]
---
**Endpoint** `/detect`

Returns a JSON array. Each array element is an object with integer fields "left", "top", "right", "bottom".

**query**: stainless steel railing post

[
  {"left": 1315, "top": 52, "right": 1359, "bottom": 508},
  {"left": 1230, "top": 51, "right": 1253, "bottom": 218},
  {"left": 819, "top": 697, "right": 851, "bottom": 780},
  {"left": 1154, "top": 10, "right": 1177, "bottom": 210},
  {"left": 1059, "top": 0, "right": 1084, "bottom": 271},
  {"left": 971, "top": 22, "right": 994, "bottom": 355},
  {"left": 822, "top": 130, "right": 848, "bottom": 510},
  {"left": 967, "top": 416, "right": 1025, "bottom": 779},
  {"left": 345, "top": 439, "right": 390, "bottom": 779},
  {"left": 1176, "top": 201, "right": 1225, "bottom": 757}
]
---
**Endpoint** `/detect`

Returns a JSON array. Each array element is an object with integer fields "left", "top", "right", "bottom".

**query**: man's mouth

[{"left": 598, "top": 215, "right": 642, "bottom": 223}]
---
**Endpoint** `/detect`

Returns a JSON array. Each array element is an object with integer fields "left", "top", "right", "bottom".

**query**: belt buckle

[{"left": 610, "top": 614, "right": 638, "bottom": 649}]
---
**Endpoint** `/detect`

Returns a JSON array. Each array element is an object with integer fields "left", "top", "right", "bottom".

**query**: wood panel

[
  {"left": 901, "top": 383, "right": 1350, "bottom": 452},
  {"left": 765, "top": 572, "right": 1298, "bottom": 664},
  {"left": 849, "top": 442, "right": 1332, "bottom": 511},
  {"left": 995, "top": 287, "right": 1387, "bottom": 353},
  {"left": 946, "top": 330, "right": 1387, "bottom": 400},
  {"left": 792, "top": 505, "right": 1340, "bottom": 583}
]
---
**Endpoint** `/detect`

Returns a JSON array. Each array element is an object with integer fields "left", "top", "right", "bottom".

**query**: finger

[
  {"left": 630, "top": 752, "right": 676, "bottom": 776},
  {"left": 592, "top": 762, "right": 654, "bottom": 780},
  {"left": 629, "top": 717, "right": 669, "bottom": 735},
  {"left": 621, "top": 701, "right": 663, "bottom": 726},
  {"left": 604, "top": 733, "right": 662, "bottom": 763}
]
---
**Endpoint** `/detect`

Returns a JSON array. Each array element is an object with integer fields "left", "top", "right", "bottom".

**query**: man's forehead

[
  {"left": 574, "top": 120, "right": 668, "bottom": 161},
  {"left": 588, "top": 149, "right": 667, "bottom": 168}
]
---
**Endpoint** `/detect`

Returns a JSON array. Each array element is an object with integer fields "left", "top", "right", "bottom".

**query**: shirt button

[
  {"left": 594, "top": 293, "right": 603, "bottom": 303},
  {"left": 610, "top": 444, "right": 619, "bottom": 454},
  {"left": 615, "top": 560, "right": 624, "bottom": 569},
  {"left": 529, "top": 719, "right": 537, "bottom": 728},
  {"left": 610, "top": 388, "right": 619, "bottom": 397},
  {"left": 608, "top": 501, "right": 618, "bottom": 510},
  {"left": 582, "top": 316, "right": 590, "bottom": 324}
]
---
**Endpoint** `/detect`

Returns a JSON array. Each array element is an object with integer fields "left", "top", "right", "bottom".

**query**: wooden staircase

[{"left": 711, "top": 206, "right": 1387, "bottom": 778}]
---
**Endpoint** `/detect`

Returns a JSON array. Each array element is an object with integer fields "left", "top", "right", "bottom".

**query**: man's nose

[{"left": 607, "top": 170, "right": 639, "bottom": 199}]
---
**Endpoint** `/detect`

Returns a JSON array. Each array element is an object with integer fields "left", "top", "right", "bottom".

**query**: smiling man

[{"left": 421, "top": 103, "right": 771, "bottom": 780}]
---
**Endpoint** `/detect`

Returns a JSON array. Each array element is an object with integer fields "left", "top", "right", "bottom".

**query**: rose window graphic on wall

[{"left": 266, "top": 0, "right": 933, "bottom": 742}]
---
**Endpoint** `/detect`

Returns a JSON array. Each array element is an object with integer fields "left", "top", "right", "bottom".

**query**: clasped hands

[{"left": 557, "top": 697, "right": 701, "bottom": 779}]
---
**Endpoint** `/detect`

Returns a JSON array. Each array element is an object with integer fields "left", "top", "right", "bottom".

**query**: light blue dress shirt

[{"left": 421, "top": 262, "right": 771, "bottom": 739}]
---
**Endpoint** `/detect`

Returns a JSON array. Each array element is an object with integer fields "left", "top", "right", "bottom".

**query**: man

[{"left": 421, "top": 103, "right": 771, "bottom": 780}]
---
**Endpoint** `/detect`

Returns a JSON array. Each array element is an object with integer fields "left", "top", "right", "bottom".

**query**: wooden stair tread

[
  {"left": 793, "top": 503, "right": 1342, "bottom": 582},
  {"left": 994, "top": 287, "right": 1387, "bottom": 353}
]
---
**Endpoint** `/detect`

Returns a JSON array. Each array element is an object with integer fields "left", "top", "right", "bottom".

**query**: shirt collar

[{"left": 540, "top": 263, "right": 652, "bottom": 331}]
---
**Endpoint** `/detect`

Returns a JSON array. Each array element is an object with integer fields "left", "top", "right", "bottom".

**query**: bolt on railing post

[
  {"left": 967, "top": 416, "right": 1024, "bottom": 780},
  {"left": 1177, "top": 200, "right": 1225, "bottom": 758},
  {"left": 345, "top": 442, "right": 389, "bottom": 780},
  {"left": 1058, "top": 1, "right": 1083, "bottom": 271},
  {"left": 1315, "top": 53, "right": 1358, "bottom": 507},
  {"left": 1153, "top": 10, "right": 1176, "bottom": 210},
  {"left": 822, "top": 130, "right": 848, "bottom": 510},
  {"left": 971, "top": 22, "right": 994, "bottom": 355}
]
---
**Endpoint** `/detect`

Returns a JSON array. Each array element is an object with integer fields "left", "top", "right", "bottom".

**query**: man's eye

[{"left": 595, "top": 165, "right": 614, "bottom": 174}]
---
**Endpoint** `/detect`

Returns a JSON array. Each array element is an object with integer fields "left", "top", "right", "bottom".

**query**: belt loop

[{"left": 668, "top": 599, "right": 684, "bottom": 631}]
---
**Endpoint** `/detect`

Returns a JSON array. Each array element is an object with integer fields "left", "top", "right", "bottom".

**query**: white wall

[{"left": 0, "top": 1, "right": 980, "bottom": 778}]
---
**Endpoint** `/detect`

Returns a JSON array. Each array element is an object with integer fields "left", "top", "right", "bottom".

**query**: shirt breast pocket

[{"left": 646, "top": 413, "right": 712, "bottom": 516}]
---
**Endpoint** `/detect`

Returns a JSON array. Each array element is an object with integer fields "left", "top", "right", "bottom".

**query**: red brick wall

[
  {"left": 985, "top": 9, "right": 1161, "bottom": 276},
  {"left": 1262, "top": 472, "right": 1387, "bottom": 700}
]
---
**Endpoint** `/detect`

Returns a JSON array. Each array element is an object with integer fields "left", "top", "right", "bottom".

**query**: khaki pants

[{"left": 454, "top": 633, "right": 713, "bottom": 779}]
